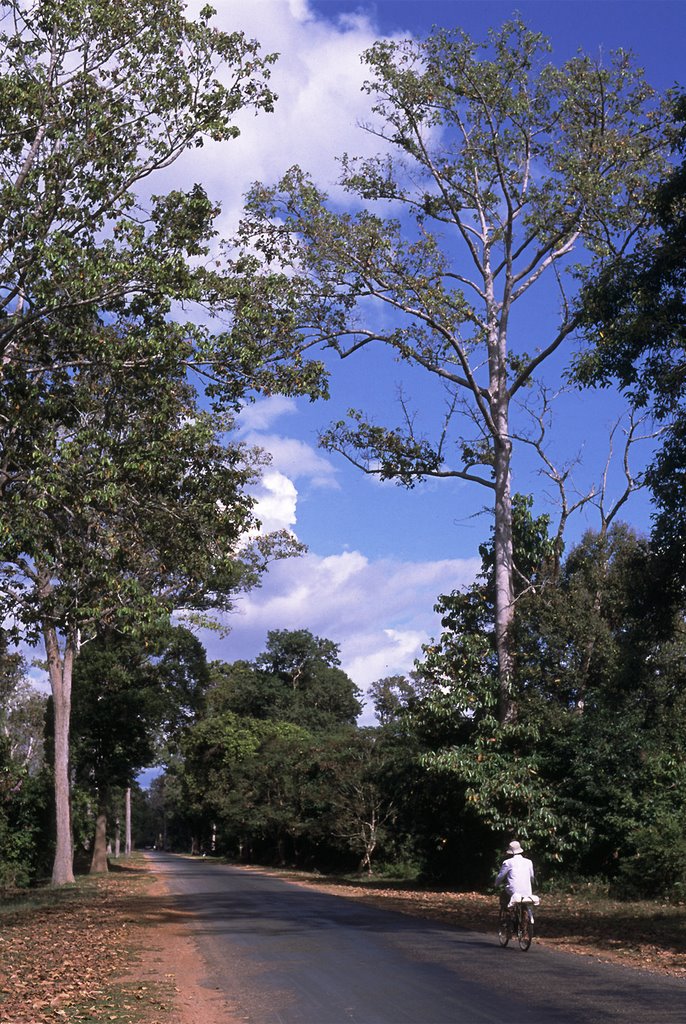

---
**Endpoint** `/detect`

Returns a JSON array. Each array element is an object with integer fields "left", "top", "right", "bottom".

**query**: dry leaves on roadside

[{"left": 0, "top": 866, "right": 168, "bottom": 1024}]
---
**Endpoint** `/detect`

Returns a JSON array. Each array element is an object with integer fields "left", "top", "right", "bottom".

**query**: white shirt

[{"left": 495, "top": 853, "right": 535, "bottom": 896}]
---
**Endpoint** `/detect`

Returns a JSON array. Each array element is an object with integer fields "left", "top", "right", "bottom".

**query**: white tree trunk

[
  {"left": 44, "top": 622, "right": 76, "bottom": 886},
  {"left": 125, "top": 787, "right": 132, "bottom": 856},
  {"left": 488, "top": 305, "right": 516, "bottom": 724},
  {"left": 493, "top": 426, "right": 515, "bottom": 723}
]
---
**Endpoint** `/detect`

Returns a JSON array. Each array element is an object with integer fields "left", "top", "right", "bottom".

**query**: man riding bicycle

[
  {"left": 495, "top": 840, "right": 539, "bottom": 950},
  {"left": 495, "top": 839, "right": 535, "bottom": 909}
]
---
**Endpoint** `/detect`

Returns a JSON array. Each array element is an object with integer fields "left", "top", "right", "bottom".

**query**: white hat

[{"left": 507, "top": 840, "right": 524, "bottom": 855}]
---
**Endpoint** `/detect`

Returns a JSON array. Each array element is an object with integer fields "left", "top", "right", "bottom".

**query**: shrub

[{"left": 612, "top": 820, "right": 686, "bottom": 900}]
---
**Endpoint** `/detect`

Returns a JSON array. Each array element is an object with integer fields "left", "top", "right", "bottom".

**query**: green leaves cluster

[
  {"left": 0, "top": 0, "right": 276, "bottom": 364},
  {"left": 578, "top": 94, "right": 686, "bottom": 582},
  {"left": 411, "top": 506, "right": 686, "bottom": 894},
  {"left": 163, "top": 630, "right": 374, "bottom": 867},
  {"left": 0, "top": 635, "right": 50, "bottom": 887}
]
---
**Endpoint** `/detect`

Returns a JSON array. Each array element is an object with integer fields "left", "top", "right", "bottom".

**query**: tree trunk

[
  {"left": 493, "top": 401, "right": 516, "bottom": 724},
  {"left": 90, "top": 793, "right": 109, "bottom": 873},
  {"left": 360, "top": 836, "right": 376, "bottom": 875},
  {"left": 114, "top": 817, "right": 121, "bottom": 859},
  {"left": 43, "top": 619, "right": 76, "bottom": 886},
  {"left": 125, "top": 787, "right": 132, "bottom": 855}
]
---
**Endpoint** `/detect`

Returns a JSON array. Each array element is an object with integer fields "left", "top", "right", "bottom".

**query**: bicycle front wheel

[
  {"left": 518, "top": 906, "right": 533, "bottom": 951},
  {"left": 498, "top": 907, "right": 511, "bottom": 947}
]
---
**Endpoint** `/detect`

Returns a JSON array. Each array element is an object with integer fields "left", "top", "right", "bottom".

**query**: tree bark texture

[
  {"left": 493, "top": 426, "right": 515, "bottom": 724},
  {"left": 90, "top": 796, "right": 109, "bottom": 873},
  {"left": 44, "top": 622, "right": 76, "bottom": 885},
  {"left": 125, "top": 787, "right": 132, "bottom": 856}
]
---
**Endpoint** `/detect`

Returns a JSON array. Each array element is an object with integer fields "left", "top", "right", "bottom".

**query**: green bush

[
  {"left": 613, "top": 820, "right": 686, "bottom": 901},
  {"left": 0, "top": 769, "right": 52, "bottom": 889}
]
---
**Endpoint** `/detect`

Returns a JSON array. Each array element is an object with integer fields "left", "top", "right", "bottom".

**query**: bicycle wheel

[
  {"left": 498, "top": 906, "right": 511, "bottom": 946},
  {"left": 518, "top": 906, "right": 533, "bottom": 951}
]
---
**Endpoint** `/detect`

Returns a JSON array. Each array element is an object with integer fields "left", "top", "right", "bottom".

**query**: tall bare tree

[{"left": 236, "top": 20, "right": 671, "bottom": 721}]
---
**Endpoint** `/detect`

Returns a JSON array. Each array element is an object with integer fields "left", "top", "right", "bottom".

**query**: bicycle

[{"left": 498, "top": 895, "right": 537, "bottom": 951}]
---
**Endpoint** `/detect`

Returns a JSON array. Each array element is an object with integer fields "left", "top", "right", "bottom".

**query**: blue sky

[
  {"left": 312, "top": 0, "right": 685, "bottom": 79},
  {"left": 169, "top": 1, "right": 684, "bottom": 720}
]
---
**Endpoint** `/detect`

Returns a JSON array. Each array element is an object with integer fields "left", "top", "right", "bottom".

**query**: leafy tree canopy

[
  {"left": 0, "top": 0, "right": 328, "bottom": 404},
  {"left": 208, "top": 630, "right": 363, "bottom": 731},
  {"left": 577, "top": 95, "right": 686, "bottom": 577},
  {"left": 70, "top": 623, "right": 210, "bottom": 794}
]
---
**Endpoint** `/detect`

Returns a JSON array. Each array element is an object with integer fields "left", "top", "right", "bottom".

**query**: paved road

[{"left": 147, "top": 852, "right": 684, "bottom": 1024}]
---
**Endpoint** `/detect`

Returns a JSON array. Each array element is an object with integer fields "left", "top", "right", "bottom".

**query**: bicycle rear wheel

[
  {"left": 498, "top": 907, "right": 511, "bottom": 946},
  {"left": 518, "top": 906, "right": 533, "bottom": 951}
]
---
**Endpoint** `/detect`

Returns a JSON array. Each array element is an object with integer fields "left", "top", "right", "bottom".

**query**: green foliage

[
  {"left": 0, "top": 763, "right": 51, "bottom": 889},
  {"left": 406, "top": 503, "right": 686, "bottom": 888},
  {"left": 1, "top": 340, "right": 283, "bottom": 647},
  {"left": 160, "top": 631, "right": 368, "bottom": 865},
  {"left": 0, "top": 0, "right": 276, "bottom": 372},
  {"left": 614, "top": 817, "right": 686, "bottom": 903},
  {"left": 209, "top": 630, "right": 363, "bottom": 731},
  {"left": 0, "top": 638, "right": 51, "bottom": 887},
  {"left": 318, "top": 727, "right": 399, "bottom": 873},
  {"left": 71, "top": 625, "right": 209, "bottom": 792},
  {"left": 577, "top": 94, "right": 686, "bottom": 409},
  {"left": 175, "top": 710, "right": 319, "bottom": 860},
  {"left": 368, "top": 674, "right": 425, "bottom": 726},
  {"left": 577, "top": 94, "right": 686, "bottom": 578}
]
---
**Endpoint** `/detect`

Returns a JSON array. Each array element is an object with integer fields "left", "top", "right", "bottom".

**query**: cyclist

[{"left": 495, "top": 839, "right": 535, "bottom": 911}]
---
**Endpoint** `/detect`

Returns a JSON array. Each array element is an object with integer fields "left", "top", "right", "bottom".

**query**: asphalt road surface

[{"left": 147, "top": 851, "right": 685, "bottom": 1024}]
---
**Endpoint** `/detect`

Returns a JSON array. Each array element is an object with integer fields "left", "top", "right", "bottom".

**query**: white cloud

[
  {"left": 239, "top": 395, "right": 298, "bottom": 432},
  {"left": 203, "top": 548, "right": 481, "bottom": 722},
  {"left": 252, "top": 470, "right": 298, "bottom": 532},
  {"left": 246, "top": 432, "right": 339, "bottom": 489},
  {"left": 164, "top": 0, "right": 397, "bottom": 234},
  {"left": 343, "top": 626, "right": 426, "bottom": 712}
]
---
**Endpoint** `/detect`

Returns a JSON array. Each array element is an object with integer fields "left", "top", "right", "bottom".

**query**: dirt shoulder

[{"left": 123, "top": 869, "right": 236, "bottom": 1024}]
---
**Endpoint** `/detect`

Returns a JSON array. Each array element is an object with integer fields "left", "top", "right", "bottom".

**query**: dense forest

[
  {"left": 2, "top": 2, "right": 686, "bottom": 902},
  {"left": 147, "top": 508, "right": 686, "bottom": 899},
  {"left": 4, "top": 505, "right": 686, "bottom": 898}
]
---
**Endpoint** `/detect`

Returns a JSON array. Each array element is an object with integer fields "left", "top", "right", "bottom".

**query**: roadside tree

[
  {"left": 1, "top": 344, "right": 298, "bottom": 884},
  {"left": 578, "top": 96, "right": 686, "bottom": 579},
  {"left": 169, "top": 632, "right": 364, "bottom": 865},
  {"left": 325, "top": 727, "right": 398, "bottom": 875},
  {"left": 207, "top": 630, "right": 363, "bottom": 730},
  {"left": 0, "top": 636, "right": 49, "bottom": 886},
  {"left": 0, "top": 0, "right": 270, "bottom": 373},
  {"left": 410, "top": 507, "right": 686, "bottom": 888},
  {"left": 0, "top": 1, "right": 325, "bottom": 886},
  {"left": 236, "top": 19, "right": 671, "bottom": 722},
  {"left": 70, "top": 625, "right": 209, "bottom": 872}
]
